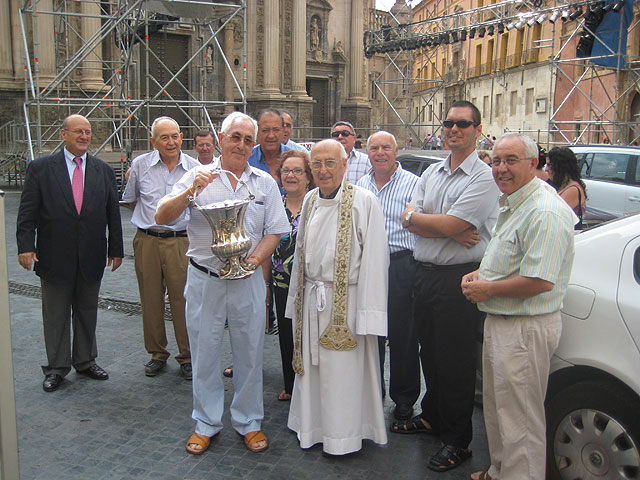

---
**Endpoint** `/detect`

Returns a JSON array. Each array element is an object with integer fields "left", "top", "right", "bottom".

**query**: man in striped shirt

[
  {"left": 462, "top": 133, "right": 575, "bottom": 480},
  {"left": 357, "top": 131, "right": 421, "bottom": 422},
  {"left": 331, "top": 121, "right": 369, "bottom": 183}
]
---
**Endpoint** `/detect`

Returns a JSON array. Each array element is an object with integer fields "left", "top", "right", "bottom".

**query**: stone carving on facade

[
  {"left": 282, "top": 1, "right": 292, "bottom": 91},
  {"left": 310, "top": 16, "right": 323, "bottom": 62},
  {"left": 206, "top": 45, "right": 214, "bottom": 72},
  {"left": 255, "top": 0, "right": 264, "bottom": 87},
  {"left": 332, "top": 39, "right": 347, "bottom": 63}
]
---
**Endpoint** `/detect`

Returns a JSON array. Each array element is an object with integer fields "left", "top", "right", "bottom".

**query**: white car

[
  {"left": 545, "top": 214, "right": 640, "bottom": 479},
  {"left": 570, "top": 145, "right": 640, "bottom": 218}
]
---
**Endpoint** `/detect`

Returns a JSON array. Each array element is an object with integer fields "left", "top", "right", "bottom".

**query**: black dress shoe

[
  {"left": 43, "top": 373, "right": 63, "bottom": 392},
  {"left": 393, "top": 403, "right": 414, "bottom": 421},
  {"left": 77, "top": 364, "right": 109, "bottom": 380}
]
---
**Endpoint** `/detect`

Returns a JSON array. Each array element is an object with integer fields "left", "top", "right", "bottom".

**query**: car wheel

[{"left": 546, "top": 380, "right": 640, "bottom": 480}]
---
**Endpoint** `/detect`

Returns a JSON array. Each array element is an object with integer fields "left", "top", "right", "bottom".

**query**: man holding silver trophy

[{"left": 155, "top": 112, "right": 289, "bottom": 455}]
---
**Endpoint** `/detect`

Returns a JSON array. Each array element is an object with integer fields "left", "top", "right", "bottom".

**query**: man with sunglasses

[
  {"left": 122, "top": 116, "right": 200, "bottom": 379},
  {"left": 463, "top": 134, "right": 575, "bottom": 480},
  {"left": 156, "top": 111, "right": 289, "bottom": 456},
  {"left": 17, "top": 114, "right": 123, "bottom": 392},
  {"left": 330, "top": 121, "right": 369, "bottom": 183},
  {"left": 396, "top": 101, "right": 500, "bottom": 473}
]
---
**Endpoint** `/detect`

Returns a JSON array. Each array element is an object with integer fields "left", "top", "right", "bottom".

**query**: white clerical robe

[{"left": 286, "top": 183, "right": 390, "bottom": 455}]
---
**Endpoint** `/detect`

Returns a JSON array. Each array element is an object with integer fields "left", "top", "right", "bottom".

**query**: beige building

[
  {"left": 0, "top": 0, "right": 390, "bottom": 158},
  {"left": 407, "top": 0, "right": 640, "bottom": 146}
]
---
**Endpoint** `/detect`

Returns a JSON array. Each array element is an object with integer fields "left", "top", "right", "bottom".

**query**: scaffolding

[
  {"left": 19, "top": 0, "right": 247, "bottom": 173},
  {"left": 366, "top": 0, "right": 640, "bottom": 148}
]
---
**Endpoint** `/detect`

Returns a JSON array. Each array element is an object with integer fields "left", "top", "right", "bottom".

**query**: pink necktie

[{"left": 72, "top": 157, "right": 83, "bottom": 214}]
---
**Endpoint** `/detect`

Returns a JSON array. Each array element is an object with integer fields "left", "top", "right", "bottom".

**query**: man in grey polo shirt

[{"left": 396, "top": 101, "right": 499, "bottom": 473}]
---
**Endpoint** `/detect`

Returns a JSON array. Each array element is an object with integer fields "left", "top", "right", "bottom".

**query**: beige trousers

[
  {"left": 133, "top": 230, "right": 190, "bottom": 364},
  {"left": 483, "top": 311, "right": 562, "bottom": 479}
]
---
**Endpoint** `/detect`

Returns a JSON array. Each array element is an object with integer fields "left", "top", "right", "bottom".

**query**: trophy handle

[{"left": 188, "top": 168, "right": 255, "bottom": 208}]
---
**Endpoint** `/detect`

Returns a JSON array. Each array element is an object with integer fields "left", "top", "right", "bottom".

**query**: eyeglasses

[
  {"left": 310, "top": 159, "right": 340, "bottom": 170},
  {"left": 331, "top": 130, "right": 354, "bottom": 138},
  {"left": 281, "top": 167, "right": 305, "bottom": 176},
  {"left": 491, "top": 157, "right": 529, "bottom": 167},
  {"left": 224, "top": 132, "right": 254, "bottom": 147},
  {"left": 442, "top": 120, "right": 477, "bottom": 129},
  {"left": 65, "top": 128, "right": 92, "bottom": 136}
]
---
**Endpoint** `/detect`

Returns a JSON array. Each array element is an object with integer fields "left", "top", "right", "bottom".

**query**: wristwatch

[{"left": 405, "top": 210, "right": 414, "bottom": 225}]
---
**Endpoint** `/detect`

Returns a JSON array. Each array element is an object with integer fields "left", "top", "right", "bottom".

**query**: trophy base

[{"left": 219, "top": 256, "right": 257, "bottom": 280}]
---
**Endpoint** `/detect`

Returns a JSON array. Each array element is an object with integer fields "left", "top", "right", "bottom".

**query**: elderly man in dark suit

[{"left": 16, "top": 114, "right": 124, "bottom": 392}]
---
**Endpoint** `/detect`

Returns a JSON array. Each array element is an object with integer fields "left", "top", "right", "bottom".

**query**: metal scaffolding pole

[
  {"left": 367, "top": 0, "right": 640, "bottom": 147},
  {"left": 20, "top": 0, "right": 247, "bottom": 165}
]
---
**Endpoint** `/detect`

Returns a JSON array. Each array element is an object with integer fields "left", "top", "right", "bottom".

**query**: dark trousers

[
  {"left": 40, "top": 272, "right": 101, "bottom": 376},
  {"left": 414, "top": 262, "right": 481, "bottom": 448},
  {"left": 273, "top": 283, "right": 295, "bottom": 394},
  {"left": 383, "top": 252, "right": 420, "bottom": 406}
]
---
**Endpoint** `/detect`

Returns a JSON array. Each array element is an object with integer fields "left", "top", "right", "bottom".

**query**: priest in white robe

[{"left": 286, "top": 139, "right": 390, "bottom": 455}]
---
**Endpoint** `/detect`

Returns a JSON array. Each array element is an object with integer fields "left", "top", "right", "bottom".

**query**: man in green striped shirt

[{"left": 461, "top": 133, "right": 576, "bottom": 480}]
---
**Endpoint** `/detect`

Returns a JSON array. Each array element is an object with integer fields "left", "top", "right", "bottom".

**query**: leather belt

[
  {"left": 138, "top": 228, "right": 187, "bottom": 238},
  {"left": 417, "top": 261, "right": 479, "bottom": 271},
  {"left": 390, "top": 250, "right": 413, "bottom": 260},
  {"left": 189, "top": 258, "right": 219, "bottom": 278}
]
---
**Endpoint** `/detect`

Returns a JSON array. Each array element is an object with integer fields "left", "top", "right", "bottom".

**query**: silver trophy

[{"left": 190, "top": 169, "right": 257, "bottom": 279}]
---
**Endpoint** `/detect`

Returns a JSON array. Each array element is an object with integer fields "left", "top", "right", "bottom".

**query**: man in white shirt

[{"left": 122, "top": 116, "right": 200, "bottom": 380}]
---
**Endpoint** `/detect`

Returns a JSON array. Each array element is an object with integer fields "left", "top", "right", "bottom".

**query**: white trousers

[
  {"left": 483, "top": 311, "right": 562, "bottom": 479},
  {"left": 185, "top": 264, "right": 266, "bottom": 437}
]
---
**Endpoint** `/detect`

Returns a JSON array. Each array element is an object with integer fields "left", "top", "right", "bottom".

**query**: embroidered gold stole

[{"left": 292, "top": 182, "right": 358, "bottom": 376}]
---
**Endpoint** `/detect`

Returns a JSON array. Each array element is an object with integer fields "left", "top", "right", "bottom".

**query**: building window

[
  {"left": 495, "top": 93, "right": 502, "bottom": 117},
  {"left": 526, "top": 88, "right": 534, "bottom": 115},
  {"left": 487, "top": 39, "right": 495, "bottom": 74},
  {"left": 483, "top": 95, "right": 489, "bottom": 118},
  {"left": 514, "top": 29, "right": 524, "bottom": 65},
  {"left": 475, "top": 44, "right": 482, "bottom": 77},
  {"left": 499, "top": 33, "right": 508, "bottom": 70},
  {"left": 510, "top": 90, "right": 517, "bottom": 116}
]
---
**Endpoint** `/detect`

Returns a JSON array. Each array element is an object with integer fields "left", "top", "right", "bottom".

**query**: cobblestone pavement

[{"left": 3, "top": 189, "right": 490, "bottom": 480}]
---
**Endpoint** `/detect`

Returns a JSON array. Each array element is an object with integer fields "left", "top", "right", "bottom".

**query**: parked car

[
  {"left": 569, "top": 145, "right": 640, "bottom": 219},
  {"left": 545, "top": 213, "right": 640, "bottom": 479},
  {"left": 397, "top": 152, "right": 444, "bottom": 176}
]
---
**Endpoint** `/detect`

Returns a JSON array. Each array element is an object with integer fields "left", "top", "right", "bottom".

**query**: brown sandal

[
  {"left": 185, "top": 432, "right": 211, "bottom": 455},
  {"left": 278, "top": 390, "right": 292, "bottom": 401},
  {"left": 244, "top": 430, "right": 269, "bottom": 452},
  {"left": 470, "top": 471, "right": 492, "bottom": 480}
]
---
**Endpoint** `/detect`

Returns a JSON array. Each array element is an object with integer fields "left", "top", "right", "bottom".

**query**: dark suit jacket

[{"left": 16, "top": 150, "right": 124, "bottom": 284}]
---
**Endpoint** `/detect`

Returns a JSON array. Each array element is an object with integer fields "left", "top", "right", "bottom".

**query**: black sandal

[
  {"left": 390, "top": 415, "right": 436, "bottom": 434},
  {"left": 428, "top": 444, "right": 472, "bottom": 472}
]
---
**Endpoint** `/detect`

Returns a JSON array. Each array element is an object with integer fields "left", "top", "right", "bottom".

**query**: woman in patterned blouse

[{"left": 271, "top": 150, "right": 314, "bottom": 401}]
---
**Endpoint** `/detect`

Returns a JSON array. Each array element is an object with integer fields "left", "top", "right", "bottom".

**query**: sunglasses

[
  {"left": 442, "top": 120, "right": 477, "bottom": 129},
  {"left": 331, "top": 130, "right": 354, "bottom": 138}
]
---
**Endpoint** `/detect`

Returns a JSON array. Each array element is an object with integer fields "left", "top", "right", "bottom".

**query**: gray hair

[
  {"left": 366, "top": 130, "right": 397, "bottom": 150},
  {"left": 494, "top": 133, "right": 538, "bottom": 159},
  {"left": 151, "top": 116, "right": 180, "bottom": 138},
  {"left": 331, "top": 120, "right": 356, "bottom": 135},
  {"left": 220, "top": 112, "right": 258, "bottom": 140}
]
